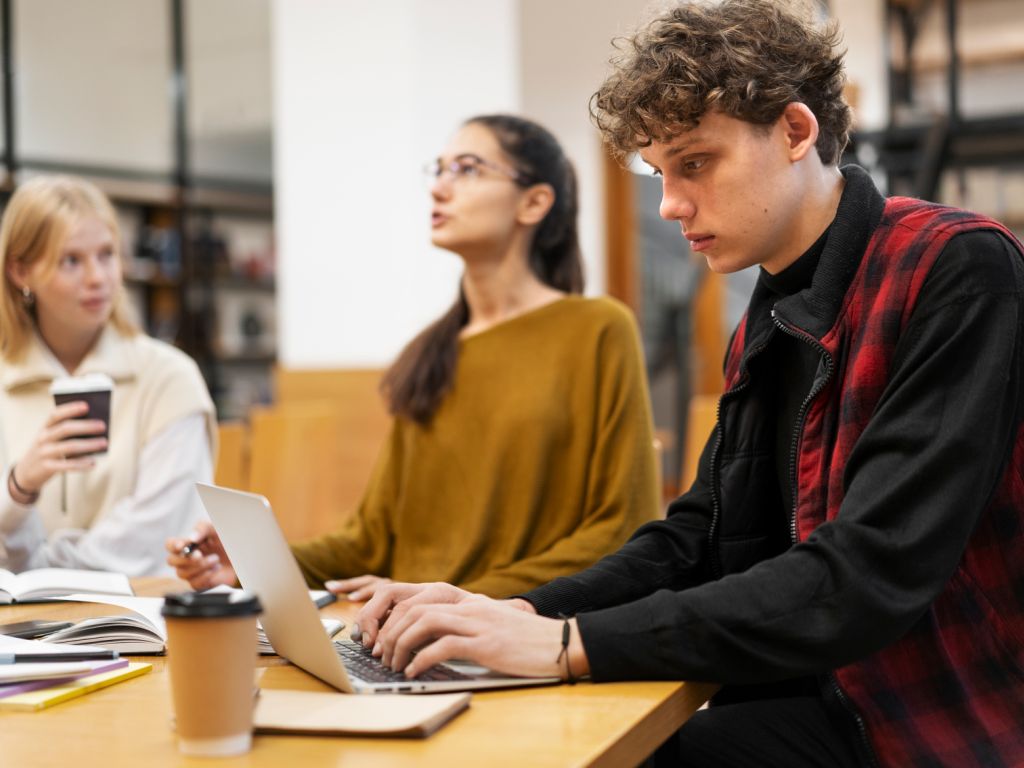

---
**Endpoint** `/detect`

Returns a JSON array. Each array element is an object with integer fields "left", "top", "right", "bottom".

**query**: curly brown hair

[{"left": 591, "top": 0, "right": 852, "bottom": 165}]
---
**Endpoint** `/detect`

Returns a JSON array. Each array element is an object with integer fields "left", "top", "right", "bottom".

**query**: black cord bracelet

[
  {"left": 556, "top": 613, "right": 576, "bottom": 684},
  {"left": 9, "top": 463, "right": 40, "bottom": 503}
]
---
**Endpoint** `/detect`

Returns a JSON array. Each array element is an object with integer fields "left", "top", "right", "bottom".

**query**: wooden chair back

[
  {"left": 679, "top": 394, "right": 720, "bottom": 494},
  {"left": 246, "top": 402, "right": 353, "bottom": 542},
  {"left": 214, "top": 421, "right": 249, "bottom": 491}
]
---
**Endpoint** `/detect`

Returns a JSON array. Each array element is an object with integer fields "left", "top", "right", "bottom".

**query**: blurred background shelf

[{"left": 0, "top": 0, "right": 275, "bottom": 419}]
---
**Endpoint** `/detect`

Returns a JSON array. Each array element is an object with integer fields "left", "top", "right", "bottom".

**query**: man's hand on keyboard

[
  {"left": 352, "top": 582, "right": 477, "bottom": 650},
  {"left": 361, "top": 589, "right": 588, "bottom": 681}
]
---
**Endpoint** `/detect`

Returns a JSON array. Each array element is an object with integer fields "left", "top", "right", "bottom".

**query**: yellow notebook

[{"left": 0, "top": 662, "right": 152, "bottom": 712}]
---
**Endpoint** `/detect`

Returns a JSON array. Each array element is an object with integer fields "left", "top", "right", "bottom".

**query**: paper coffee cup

[
  {"left": 162, "top": 592, "right": 263, "bottom": 757},
  {"left": 49, "top": 373, "right": 113, "bottom": 455}
]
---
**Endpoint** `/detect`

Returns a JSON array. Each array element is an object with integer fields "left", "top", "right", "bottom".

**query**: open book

[
  {"left": 0, "top": 568, "right": 133, "bottom": 604},
  {"left": 42, "top": 593, "right": 344, "bottom": 655}
]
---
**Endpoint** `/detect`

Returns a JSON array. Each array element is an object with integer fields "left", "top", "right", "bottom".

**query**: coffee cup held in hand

[
  {"left": 49, "top": 373, "right": 113, "bottom": 455},
  {"left": 162, "top": 591, "right": 263, "bottom": 757}
]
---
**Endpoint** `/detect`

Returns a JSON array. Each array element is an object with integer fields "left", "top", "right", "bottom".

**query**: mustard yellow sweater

[{"left": 291, "top": 296, "right": 659, "bottom": 597}]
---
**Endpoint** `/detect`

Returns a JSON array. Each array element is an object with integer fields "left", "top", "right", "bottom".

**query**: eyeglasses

[{"left": 423, "top": 153, "right": 528, "bottom": 186}]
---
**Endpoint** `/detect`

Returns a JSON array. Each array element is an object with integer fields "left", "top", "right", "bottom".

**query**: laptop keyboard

[{"left": 335, "top": 639, "right": 474, "bottom": 684}]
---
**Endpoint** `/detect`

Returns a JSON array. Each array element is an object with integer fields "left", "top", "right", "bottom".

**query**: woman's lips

[{"left": 81, "top": 297, "right": 110, "bottom": 312}]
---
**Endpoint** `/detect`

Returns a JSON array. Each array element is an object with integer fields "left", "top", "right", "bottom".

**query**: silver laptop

[{"left": 196, "top": 482, "right": 561, "bottom": 694}]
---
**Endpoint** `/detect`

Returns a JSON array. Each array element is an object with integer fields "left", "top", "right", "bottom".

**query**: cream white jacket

[{"left": 0, "top": 327, "right": 216, "bottom": 576}]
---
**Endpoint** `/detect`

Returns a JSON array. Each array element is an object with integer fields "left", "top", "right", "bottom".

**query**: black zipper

[{"left": 771, "top": 309, "right": 878, "bottom": 768}]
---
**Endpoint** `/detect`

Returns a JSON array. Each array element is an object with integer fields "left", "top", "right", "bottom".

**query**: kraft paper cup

[
  {"left": 50, "top": 373, "right": 113, "bottom": 455},
  {"left": 162, "top": 592, "right": 263, "bottom": 757}
]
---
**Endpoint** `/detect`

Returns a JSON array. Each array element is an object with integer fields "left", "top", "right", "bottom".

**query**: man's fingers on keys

[
  {"left": 404, "top": 635, "right": 473, "bottom": 679},
  {"left": 381, "top": 605, "right": 470, "bottom": 670},
  {"left": 391, "top": 610, "right": 479, "bottom": 672}
]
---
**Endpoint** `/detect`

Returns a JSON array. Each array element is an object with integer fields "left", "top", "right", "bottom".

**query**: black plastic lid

[{"left": 161, "top": 591, "right": 262, "bottom": 619}]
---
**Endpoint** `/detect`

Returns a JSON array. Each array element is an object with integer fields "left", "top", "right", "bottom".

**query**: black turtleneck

[{"left": 758, "top": 225, "right": 831, "bottom": 510}]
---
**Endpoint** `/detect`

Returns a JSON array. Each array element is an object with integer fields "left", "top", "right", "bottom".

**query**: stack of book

[{"left": 0, "top": 637, "right": 150, "bottom": 712}]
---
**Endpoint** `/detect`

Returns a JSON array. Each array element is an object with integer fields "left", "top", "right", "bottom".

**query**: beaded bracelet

[
  {"left": 556, "top": 613, "right": 576, "bottom": 684},
  {"left": 8, "top": 463, "right": 40, "bottom": 504}
]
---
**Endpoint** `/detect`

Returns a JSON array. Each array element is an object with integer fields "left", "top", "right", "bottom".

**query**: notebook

[
  {"left": 0, "top": 659, "right": 128, "bottom": 697},
  {"left": 196, "top": 482, "right": 561, "bottom": 694},
  {"left": 0, "top": 568, "right": 133, "bottom": 604},
  {"left": 0, "top": 662, "right": 151, "bottom": 711},
  {"left": 254, "top": 689, "right": 470, "bottom": 737}
]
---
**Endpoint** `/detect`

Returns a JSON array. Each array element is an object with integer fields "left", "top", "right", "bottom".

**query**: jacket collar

[
  {"left": 740, "top": 165, "right": 886, "bottom": 352},
  {"left": 2, "top": 325, "right": 138, "bottom": 392}
]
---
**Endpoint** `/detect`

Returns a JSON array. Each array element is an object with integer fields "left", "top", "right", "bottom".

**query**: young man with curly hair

[{"left": 351, "top": 2, "right": 1024, "bottom": 765}]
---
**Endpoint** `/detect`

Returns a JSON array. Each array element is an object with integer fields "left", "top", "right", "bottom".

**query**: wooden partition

[
  {"left": 214, "top": 421, "right": 249, "bottom": 491},
  {"left": 247, "top": 402, "right": 352, "bottom": 542},
  {"left": 243, "top": 367, "right": 392, "bottom": 542},
  {"left": 679, "top": 394, "right": 719, "bottom": 493}
]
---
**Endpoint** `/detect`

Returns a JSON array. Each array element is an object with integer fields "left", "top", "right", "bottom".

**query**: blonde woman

[{"left": 1, "top": 175, "right": 215, "bottom": 575}]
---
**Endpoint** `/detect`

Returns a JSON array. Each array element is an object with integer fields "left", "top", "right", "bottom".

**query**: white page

[
  {"left": 6, "top": 569, "right": 132, "bottom": 599},
  {"left": 0, "top": 634, "right": 111, "bottom": 655},
  {"left": 0, "top": 661, "right": 99, "bottom": 683},
  {"left": 57, "top": 594, "right": 167, "bottom": 639}
]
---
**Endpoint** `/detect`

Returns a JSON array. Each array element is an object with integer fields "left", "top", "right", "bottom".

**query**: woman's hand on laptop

[
  {"left": 165, "top": 522, "right": 238, "bottom": 590},
  {"left": 324, "top": 574, "right": 392, "bottom": 602},
  {"left": 375, "top": 597, "right": 588, "bottom": 681}
]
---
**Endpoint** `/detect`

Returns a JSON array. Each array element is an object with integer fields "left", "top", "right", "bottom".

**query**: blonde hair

[{"left": 0, "top": 175, "right": 138, "bottom": 360}]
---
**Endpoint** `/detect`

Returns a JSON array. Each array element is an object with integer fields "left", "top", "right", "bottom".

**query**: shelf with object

[{"left": 848, "top": 0, "right": 1024, "bottom": 215}]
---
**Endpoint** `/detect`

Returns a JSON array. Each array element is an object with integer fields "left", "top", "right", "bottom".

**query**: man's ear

[
  {"left": 517, "top": 183, "right": 555, "bottom": 226},
  {"left": 779, "top": 102, "right": 820, "bottom": 162}
]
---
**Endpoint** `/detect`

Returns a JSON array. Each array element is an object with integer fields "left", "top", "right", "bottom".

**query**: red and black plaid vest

[{"left": 724, "top": 198, "right": 1024, "bottom": 767}]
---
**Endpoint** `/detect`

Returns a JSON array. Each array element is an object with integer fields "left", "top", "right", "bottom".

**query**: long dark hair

[{"left": 382, "top": 114, "right": 584, "bottom": 424}]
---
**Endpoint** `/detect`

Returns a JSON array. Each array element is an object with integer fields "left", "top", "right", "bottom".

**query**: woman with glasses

[
  {"left": 168, "top": 114, "right": 659, "bottom": 600},
  {"left": 0, "top": 175, "right": 216, "bottom": 575}
]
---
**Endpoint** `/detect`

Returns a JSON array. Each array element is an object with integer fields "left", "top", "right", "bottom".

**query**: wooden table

[{"left": 0, "top": 578, "right": 717, "bottom": 768}]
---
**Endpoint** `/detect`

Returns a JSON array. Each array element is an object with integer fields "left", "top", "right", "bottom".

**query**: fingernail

[
  {"left": 324, "top": 580, "right": 339, "bottom": 590},
  {"left": 350, "top": 623, "right": 361, "bottom": 641},
  {"left": 372, "top": 642, "right": 381, "bottom": 655}
]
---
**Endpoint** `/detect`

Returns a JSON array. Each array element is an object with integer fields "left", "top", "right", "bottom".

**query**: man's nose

[{"left": 659, "top": 186, "right": 696, "bottom": 222}]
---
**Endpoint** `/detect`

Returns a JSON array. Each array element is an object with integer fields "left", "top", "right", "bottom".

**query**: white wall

[
  {"left": 274, "top": 0, "right": 658, "bottom": 368},
  {"left": 272, "top": 0, "right": 520, "bottom": 367},
  {"left": 15, "top": 0, "right": 173, "bottom": 171},
  {"left": 518, "top": 0, "right": 652, "bottom": 296},
  {"left": 832, "top": 0, "right": 888, "bottom": 130}
]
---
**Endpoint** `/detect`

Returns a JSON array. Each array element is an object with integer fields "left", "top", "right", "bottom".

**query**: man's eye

[{"left": 682, "top": 158, "right": 707, "bottom": 172}]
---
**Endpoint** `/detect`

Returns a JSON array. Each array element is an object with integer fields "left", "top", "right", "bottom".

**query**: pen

[
  {"left": 0, "top": 651, "right": 120, "bottom": 663},
  {"left": 180, "top": 536, "right": 208, "bottom": 557}
]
